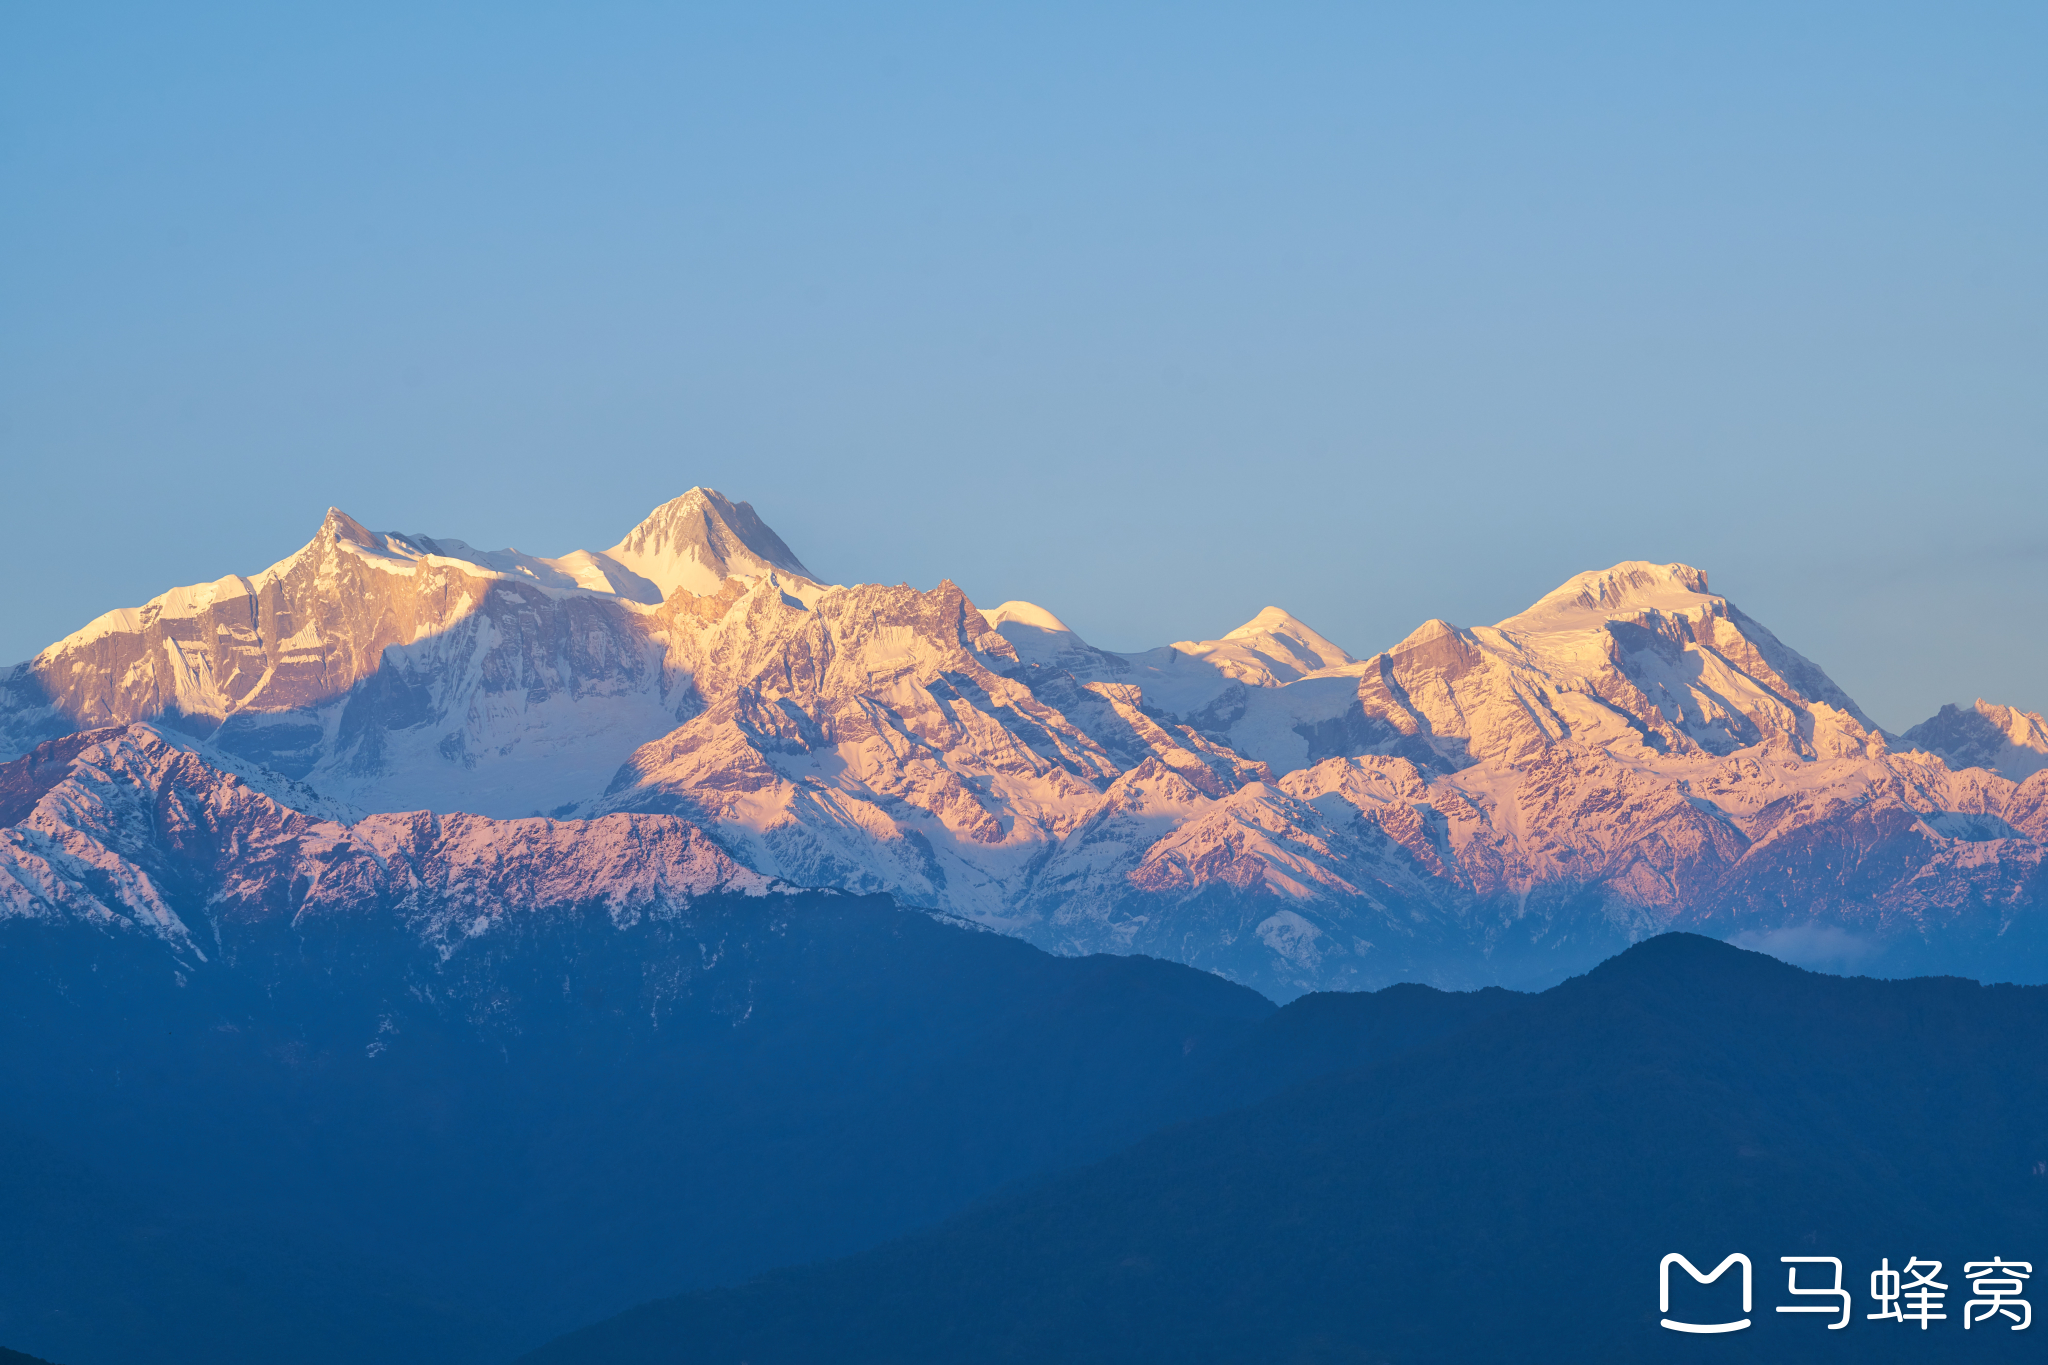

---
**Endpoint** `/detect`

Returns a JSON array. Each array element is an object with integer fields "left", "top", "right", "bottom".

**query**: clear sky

[{"left": 3, "top": 1, "right": 2042, "bottom": 730}]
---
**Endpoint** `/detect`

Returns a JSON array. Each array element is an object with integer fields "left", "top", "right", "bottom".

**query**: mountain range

[
  {"left": 8, "top": 490, "right": 2048, "bottom": 1364},
  {"left": 5, "top": 488, "right": 2047, "bottom": 998}
]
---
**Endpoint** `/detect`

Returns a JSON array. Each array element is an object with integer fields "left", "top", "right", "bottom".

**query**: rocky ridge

[{"left": 0, "top": 726, "right": 772, "bottom": 970}]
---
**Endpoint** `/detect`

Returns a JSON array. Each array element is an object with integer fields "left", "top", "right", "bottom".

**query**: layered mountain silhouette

[
  {"left": 4, "top": 490, "right": 2045, "bottom": 995},
  {"left": 0, "top": 872, "right": 1278, "bottom": 1364},
  {"left": 0, "top": 761, "right": 1526, "bottom": 1364},
  {"left": 524, "top": 935, "right": 2048, "bottom": 1365},
  {"left": 14, "top": 910, "right": 2048, "bottom": 1362}
]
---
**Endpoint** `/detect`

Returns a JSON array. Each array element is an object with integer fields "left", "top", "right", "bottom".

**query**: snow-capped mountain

[
  {"left": 1902, "top": 699, "right": 2048, "bottom": 783},
  {"left": 602, "top": 487, "right": 815, "bottom": 599},
  {"left": 0, "top": 490, "right": 822, "bottom": 818},
  {"left": 4, "top": 493, "right": 2046, "bottom": 995}
]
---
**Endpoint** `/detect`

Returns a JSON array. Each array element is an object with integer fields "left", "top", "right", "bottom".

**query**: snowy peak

[
  {"left": 273, "top": 489, "right": 817, "bottom": 609},
  {"left": 1377, "top": 618, "right": 1483, "bottom": 686},
  {"left": 1217, "top": 607, "right": 1357, "bottom": 674},
  {"left": 320, "top": 507, "right": 382, "bottom": 550},
  {"left": 1335, "top": 562, "right": 1880, "bottom": 771},
  {"left": 980, "top": 601, "right": 1075, "bottom": 636},
  {"left": 978, "top": 600, "right": 1127, "bottom": 675},
  {"left": 1903, "top": 700, "right": 2048, "bottom": 783},
  {"left": 605, "top": 489, "right": 815, "bottom": 602},
  {"left": 1391, "top": 618, "right": 1468, "bottom": 653},
  {"left": 1495, "top": 561, "right": 1719, "bottom": 635},
  {"left": 1492, "top": 559, "right": 1875, "bottom": 740},
  {"left": 1156, "top": 607, "right": 1360, "bottom": 693}
]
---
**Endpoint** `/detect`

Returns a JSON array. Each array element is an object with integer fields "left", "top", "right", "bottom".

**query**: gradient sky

[{"left": 3, "top": 1, "right": 2042, "bottom": 730}]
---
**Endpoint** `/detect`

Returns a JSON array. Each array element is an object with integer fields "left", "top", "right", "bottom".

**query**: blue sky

[{"left": 3, "top": 1, "right": 2042, "bottom": 729}]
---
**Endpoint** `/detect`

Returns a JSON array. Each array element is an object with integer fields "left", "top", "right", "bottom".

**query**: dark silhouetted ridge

[{"left": 525, "top": 934, "right": 2048, "bottom": 1364}]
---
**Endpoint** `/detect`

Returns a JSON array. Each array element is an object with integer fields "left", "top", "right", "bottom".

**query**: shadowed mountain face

[
  {"left": 4, "top": 495, "right": 2048, "bottom": 995},
  {"left": 0, "top": 877, "right": 1281, "bottom": 1365},
  {"left": 523, "top": 935, "right": 2048, "bottom": 1365}
]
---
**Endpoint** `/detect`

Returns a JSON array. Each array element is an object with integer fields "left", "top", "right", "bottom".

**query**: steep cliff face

[{"left": 5, "top": 500, "right": 2045, "bottom": 995}]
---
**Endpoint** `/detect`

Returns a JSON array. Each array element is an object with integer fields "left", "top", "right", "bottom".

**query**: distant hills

[
  {"left": 0, "top": 886, "right": 1279, "bottom": 1363},
  {"left": 9, "top": 793, "right": 2048, "bottom": 1361},
  {"left": 523, "top": 935, "right": 2048, "bottom": 1365}
]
